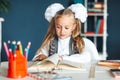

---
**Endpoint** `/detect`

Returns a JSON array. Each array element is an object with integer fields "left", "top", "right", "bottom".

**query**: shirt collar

[{"left": 58, "top": 36, "right": 71, "bottom": 43}]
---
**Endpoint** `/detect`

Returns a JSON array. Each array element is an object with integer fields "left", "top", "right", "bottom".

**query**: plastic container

[{"left": 7, "top": 50, "right": 27, "bottom": 78}]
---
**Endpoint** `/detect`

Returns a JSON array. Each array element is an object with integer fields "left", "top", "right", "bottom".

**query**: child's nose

[{"left": 60, "top": 28, "right": 65, "bottom": 34}]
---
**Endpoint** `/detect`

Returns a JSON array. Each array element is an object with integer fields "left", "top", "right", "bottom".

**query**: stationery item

[
  {"left": 7, "top": 49, "right": 28, "bottom": 78},
  {"left": 27, "top": 42, "right": 31, "bottom": 49},
  {"left": 27, "top": 72, "right": 41, "bottom": 80},
  {"left": 95, "top": 19, "right": 100, "bottom": 34},
  {"left": 98, "top": 19, "right": 104, "bottom": 34},
  {"left": 95, "top": 19, "right": 104, "bottom": 34},
  {"left": 39, "top": 71, "right": 58, "bottom": 79},
  {"left": 73, "top": 0, "right": 84, "bottom": 4},
  {"left": 28, "top": 71, "right": 58, "bottom": 80},
  {"left": 9, "top": 49, "right": 14, "bottom": 60},
  {"left": 3, "top": 41, "right": 31, "bottom": 78},
  {"left": 28, "top": 71, "right": 72, "bottom": 80},
  {"left": 17, "top": 41, "right": 23, "bottom": 55},
  {"left": 3, "top": 42, "right": 9, "bottom": 58},
  {"left": 28, "top": 54, "right": 85, "bottom": 72},
  {"left": 89, "top": 64, "right": 95, "bottom": 79},
  {"left": 94, "top": 2, "right": 104, "bottom": 9},
  {"left": 110, "top": 69, "right": 120, "bottom": 78},
  {"left": 7, "top": 40, "right": 11, "bottom": 47},
  {"left": 26, "top": 42, "right": 31, "bottom": 58},
  {"left": 24, "top": 48, "right": 27, "bottom": 57},
  {"left": 11, "top": 41, "right": 16, "bottom": 53},
  {"left": 52, "top": 77, "right": 72, "bottom": 80},
  {"left": 98, "top": 60, "right": 120, "bottom": 69}
]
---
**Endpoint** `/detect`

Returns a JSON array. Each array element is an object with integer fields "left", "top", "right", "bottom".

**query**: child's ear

[{"left": 72, "top": 23, "right": 76, "bottom": 30}]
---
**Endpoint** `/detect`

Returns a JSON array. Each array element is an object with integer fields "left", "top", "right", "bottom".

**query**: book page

[
  {"left": 44, "top": 54, "right": 59, "bottom": 65},
  {"left": 60, "top": 59, "right": 84, "bottom": 68},
  {"left": 58, "top": 64, "right": 85, "bottom": 70},
  {"left": 31, "top": 54, "right": 59, "bottom": 66},
  {"left": 28, "top": 62, "right": 85, "bottom": 72},
  {"left": 28, "top": 54, "right": 85, "bottom": 72},
  {"left": 28, "top": 61, "right": 56, "bottom": 72}
]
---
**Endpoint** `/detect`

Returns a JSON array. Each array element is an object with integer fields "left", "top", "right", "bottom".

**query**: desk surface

[{"left": 0, "top": 61, "right": 116, "bottom": 80}]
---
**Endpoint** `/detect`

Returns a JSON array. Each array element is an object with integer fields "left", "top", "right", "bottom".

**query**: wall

[
  {"left": 107, "top": 0, "right": 120, "bottom": 59},
  {"left": 1, "top": 0, "right": 120, "bottom": 61},
  {"left": 0, "top": 0, "right": 70, "bottom": 61}
]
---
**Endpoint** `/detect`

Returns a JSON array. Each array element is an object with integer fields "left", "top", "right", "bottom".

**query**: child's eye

[
  {"left": 56, "top": 25, "right": 61, "bottom": 28},
  {"left": 65, "top": 27, "right": 69, "bottom": 29}
]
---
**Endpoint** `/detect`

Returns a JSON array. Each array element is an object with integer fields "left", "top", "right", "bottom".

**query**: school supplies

[
  {"left": 27, "top": 72, "right": 41, "bottom": 80},
  {"left": 3, "top": 42, "right": 9, "bottom": 58},
  {"left": 89, "top": 64, "right": 96, "bottom": 79},
  {"left": 98, "top": 60, "right": 120, "bottom": 69},
  {"left": 52, "top": 77, "right": 72, "bottom": 80},
  {"left": 3, "top": 41, "right": 31, "bottom": 78},
  {"left": 110, "top": 69, "right": 120, "bottom": 78},
  {"left": 28, "top": 72, "right": 72, "bottom": 80},
  {"left": 28, "top": 54, "right": 85, "bottom": 72}
]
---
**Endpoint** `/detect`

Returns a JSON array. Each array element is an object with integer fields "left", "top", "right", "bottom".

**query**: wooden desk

[{"left": 0, "top": 61, "right": 116, "bottom": 80}]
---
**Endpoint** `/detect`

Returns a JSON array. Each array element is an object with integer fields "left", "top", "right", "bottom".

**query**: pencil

[
  {"left": 3, "top": 42, "right": 9, "bottom": 58},
  {"left": 17, "top": 41, "right": 23, "bottom": 55},
  {"left": 26, "top": 42, "right": 31, "bottom": 59}
]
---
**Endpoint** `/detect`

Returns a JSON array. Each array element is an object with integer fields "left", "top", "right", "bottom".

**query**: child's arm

[
  {"left": 32, "top": 45, "right": 49, "bottom": 61},
  {"left": 62, "top": 51, "right": 91, "bottom": 63}
]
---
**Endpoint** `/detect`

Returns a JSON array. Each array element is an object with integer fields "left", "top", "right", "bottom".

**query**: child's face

[{"left": 55, "top": 15, "right": 76, "bottom": 39}]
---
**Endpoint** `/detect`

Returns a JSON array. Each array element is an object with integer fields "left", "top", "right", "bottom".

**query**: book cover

[
  {"left": 98, "top": 60, "right": 120, "bottom": 69},
  {"left": 110, "top": 69, "right": 120, "bottom": 78},
  {"left": 88, "top": 8, "right": 103, "bottom": 13},
  {"left": 28, "top": 71, "right": 58, "bottom": 80},
  {"left": 28, "top": 72, "right": 72, "bottom": 80},
  {"left": 73, "top": 0, "right": 84, "bottom": 4},
  {"left": 85, "top": 32, "right": 95, "bottom": 34},
  {"left": 94, "top": 2, "right": 104, "bottom": 9},
  {"left": 87, "top": 2, "right": 103, "bottom": 13},
  {"left": 95, "top": 19, "right": 101, "bottom": 34},
  {"left": 98, "top": 19, "right": 104, "bottom": 34}
]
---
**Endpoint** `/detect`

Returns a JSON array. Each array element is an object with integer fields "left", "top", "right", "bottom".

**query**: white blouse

[{"left": 33, "top": 37, "right": 100, "bottom": 63}]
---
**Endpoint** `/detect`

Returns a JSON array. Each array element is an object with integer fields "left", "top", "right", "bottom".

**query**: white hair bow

[
  {"left": 45, "top": 3, "right": 88, "bottom": 23},
  {"left": 68, "top": 3, "right": 88, "bottom": 23},
  {"left": 45, "top": 3, "right": 64, "bottom": 22}
]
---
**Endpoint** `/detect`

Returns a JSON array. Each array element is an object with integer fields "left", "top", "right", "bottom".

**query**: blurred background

[{"left": 0, "top": 0, "right": 120, "bottom": 61}]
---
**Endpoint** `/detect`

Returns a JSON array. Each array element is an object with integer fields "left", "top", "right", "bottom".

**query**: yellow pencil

[{"left": 17, "top": 41, "right": 23, "bottom": 55}]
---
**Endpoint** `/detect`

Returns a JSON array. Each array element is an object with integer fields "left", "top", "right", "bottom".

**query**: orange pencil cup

[{"left": 7, "top": 50, "right": 28, "bottom": 78}]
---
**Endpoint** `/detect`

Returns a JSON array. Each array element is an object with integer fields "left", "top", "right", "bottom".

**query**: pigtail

[
  {"left": 72, "top": 18, "right": 85, "bottom": 53},
  {"left": 73, "top": 35, "right": 84, "bottom": 53}
]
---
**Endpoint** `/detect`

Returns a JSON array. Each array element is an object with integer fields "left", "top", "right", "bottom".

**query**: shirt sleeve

[
  {"left": 62, "top": 38, "right": 100, "bottom": 64},
  {"left": 83, "top": 38, "right": 100, "bottom": 61},
  {"left": 62, "top": 51, "right": 91, "bottom": 63},
  {"left": 32, "top": 44, "right": 49, "bottom": 60}
]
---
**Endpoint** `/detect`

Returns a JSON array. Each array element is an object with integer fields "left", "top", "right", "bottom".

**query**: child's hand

[
  {"left": 35, "top": 54, "right": 47, "bottom": 61},
  {"left": 58, "top": 56, "right": 63, "bottom": 61}
]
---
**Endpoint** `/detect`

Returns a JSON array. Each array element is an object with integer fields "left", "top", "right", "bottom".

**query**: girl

[{"left": 33, "top": 3, "right": 100, "bottom": 63}]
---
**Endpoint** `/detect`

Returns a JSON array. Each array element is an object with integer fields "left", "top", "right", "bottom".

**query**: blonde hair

[{"left": 37, "top": 9, "right": 84, "bottom": 54}]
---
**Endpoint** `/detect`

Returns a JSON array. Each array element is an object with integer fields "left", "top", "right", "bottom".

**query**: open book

[{"left": 28, "top": 54, "right": 85, "bottom": 72}]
